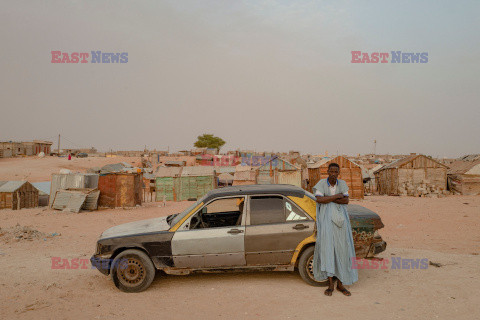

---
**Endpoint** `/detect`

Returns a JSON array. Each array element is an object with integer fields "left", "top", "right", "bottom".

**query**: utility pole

[
  {"left": 57, "top": 134, "right": 61, "bottom": 155},
  {"left": 373, "top": 139, "right": 377, "bottom": 155}
]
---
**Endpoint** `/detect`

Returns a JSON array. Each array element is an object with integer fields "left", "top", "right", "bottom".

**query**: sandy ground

[{"left": 0, "top": 158, "right": 479, "bottom": 319}]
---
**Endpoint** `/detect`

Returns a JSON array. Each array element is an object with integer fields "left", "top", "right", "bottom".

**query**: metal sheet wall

[
  {"left": 98, "top": 173, "right": 142, "bottom": 208},
  {"left": 49, "top": 174, "right": 99, "bottom": 207},
  {"left": 277, "top": 170, "right": 302, "bottom": 187}
]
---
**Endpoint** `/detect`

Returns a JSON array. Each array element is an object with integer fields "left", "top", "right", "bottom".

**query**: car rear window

[{"left": 249, "top": 196, "right": 285, "bottom": 225}]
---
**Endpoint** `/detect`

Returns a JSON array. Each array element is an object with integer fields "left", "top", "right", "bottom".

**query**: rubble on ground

[
  {"left": 398, "top": 180, "right": 451, "bottom": 197},
  {"left": 0, "top": 224, "right": 58, "bottom": 243}
]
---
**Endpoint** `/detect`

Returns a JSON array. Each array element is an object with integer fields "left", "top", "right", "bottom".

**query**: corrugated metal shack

[
  {"left": 447, "top": 159, "right": 480, "bottom": 195},
  {"left": 374, "top": 154, "right": 448, "bottom": 196},
  {"left": 213, "top": 166, "right": 236, "bottom": 187},
  {"left": 142, "top": 172, "right": 156, "bottom": 202},
  {"left": 232, "top": 165, "right": 256, "bottom": 186},
  {"left": 98, "top": 173, "right": 142, "bottom": 208},
  {"left": 49, "top": 173, "right": 99, "bottom": 207},
  {"left": 178, "top": 166, "right": 216, "bottom": 201},
  {"left": 307, "top": 156, "right": 364, "bottom": 199},
  {"left": 255, "top": 158, "right": 302, "bottom": 188},
  {"left": 155, "top": 167, "right": 182, "bottom": 201},
  {"left": 0, "top": 181, "right": 39, "bottom": 210},
  {"left": 32, "top": 182, "right": 51, "bottom": 207}
]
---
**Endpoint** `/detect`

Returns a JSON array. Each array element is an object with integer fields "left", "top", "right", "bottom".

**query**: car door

[
  {"left": 245, "top": 195, "right": 314, "bottom": 266},
  {"left": 171, "top": 196, "right": 246, "bottom": 268}
]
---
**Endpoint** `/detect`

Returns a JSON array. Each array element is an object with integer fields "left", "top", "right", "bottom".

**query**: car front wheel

[
  {"left": 298, "top": 246, "right": 328, "bottom": 287},
  {"left": 111, "top": 249, "right": 156, "bottom": 293}
]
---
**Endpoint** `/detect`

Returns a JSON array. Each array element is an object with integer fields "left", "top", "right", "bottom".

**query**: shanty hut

[
  {"left": 98, "top": 173, "right": 142, "bottom": 208},
  {"left": 214, "top": 166, "right": 236, "bottom": 187},
  {"left": 307, "top": 156, "right": 364, "bottom": 199},
  {"left": 233, "top": 165, "right": 256, "bottom": 186},
  {"left": 0, "top": 181, "right": 39, "bottom": 210},
  {"left": 32, "top": 182, "right": 51, "bottom": 207},
  {"left": 142, "top": 172, "right": 156, "bottom": 202},
  {"left": 447, "top": 159, "right": 480, "bottom": 195},
  {"left": 218, "top": 173, "right": 234, "bottom": 187},
  {"left": 177, "top": 166, "right": 216, "bottom": 201},
  {"left": 285, "top": 156, "right": 309, "bottom": 189},
  {"left": 374, "top": 154, "right": 448, "bottom": 196},
  {"left": 155, "top": 167, "right": 182, "bottom": 201},
  {"left": 255, "top": 158, "right": 302, "bottom": 188}
]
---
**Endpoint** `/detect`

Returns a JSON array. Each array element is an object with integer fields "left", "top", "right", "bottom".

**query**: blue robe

[{"left": 312, "top": 178, "right": 358, "bottom": 285}]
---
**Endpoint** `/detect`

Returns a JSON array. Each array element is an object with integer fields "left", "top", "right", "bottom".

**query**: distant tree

[{"left": 194, "top": 134, "right": 226, "bottom": 151}]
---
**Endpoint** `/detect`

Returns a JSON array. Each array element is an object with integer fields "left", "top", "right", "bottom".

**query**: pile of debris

[
  {"left": 0, "top": 224, "right": 57, "bottom": 243},
  {"left": 51, "top": 188, "right": 100, "bottom": 213},
  {"left": 398, "top": 181, "right": 450, "bottom": 197}
]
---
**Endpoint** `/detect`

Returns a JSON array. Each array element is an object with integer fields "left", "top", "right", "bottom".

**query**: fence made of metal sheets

[
  {"left": 155, "top": 176, "right": 180, "bottom": 201},
  {"left": 49, "top": 173, "right": 99, "bottom": 207}
]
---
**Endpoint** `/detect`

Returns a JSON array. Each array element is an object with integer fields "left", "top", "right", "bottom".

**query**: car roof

[{"left": 204, "top": 184, "right": 306, "bottom": 202}]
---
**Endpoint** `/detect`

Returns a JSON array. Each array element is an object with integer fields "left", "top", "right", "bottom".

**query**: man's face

[{"left": 327, "top": 166, "right": 340, "bottom": 180}]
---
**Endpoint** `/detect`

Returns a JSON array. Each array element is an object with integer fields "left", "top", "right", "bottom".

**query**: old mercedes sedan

[{"left": 91, "top": 185, "right": 386, "bottom": 292}]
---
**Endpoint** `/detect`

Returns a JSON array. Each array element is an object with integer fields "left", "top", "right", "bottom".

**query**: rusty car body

[{"left": 91, "top": 184, "right": 386, "bottom": 292}]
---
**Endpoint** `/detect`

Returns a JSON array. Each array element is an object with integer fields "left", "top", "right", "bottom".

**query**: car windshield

[{"left": 169, "top": 195, "right": 207, "bottom": 227}]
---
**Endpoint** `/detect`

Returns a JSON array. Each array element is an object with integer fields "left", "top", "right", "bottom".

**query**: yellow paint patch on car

[
  {"left": 290, "top": 234, "right": 316, "bottom": 265},
  {"left": 288, "top": 196, "right": 316, "bottom": 220},
  {"left": 169, "top": 202, "right": 204, "bottom": 232}
]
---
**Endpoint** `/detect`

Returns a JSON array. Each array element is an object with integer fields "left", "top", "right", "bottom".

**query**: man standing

[{"left": 312, "top": 163, "right": 358, "bottom": 296}]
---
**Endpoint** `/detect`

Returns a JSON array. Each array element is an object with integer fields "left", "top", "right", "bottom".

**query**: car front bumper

[
  {"left": 90, "top": 255, "right": 111, "bottom": 276},
  {"left": 374, "top": 241, "right": 387, "bottom": 255}
]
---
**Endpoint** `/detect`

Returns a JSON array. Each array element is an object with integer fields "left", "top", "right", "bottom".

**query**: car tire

[
  {"left": 111, "top": 249, "right": 156, "bottom": 293},
  {"left": 298, "top": 246, "right": 328, "bottom": 287}
]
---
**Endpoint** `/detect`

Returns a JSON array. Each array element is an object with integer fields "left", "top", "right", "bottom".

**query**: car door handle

[
  {"left": 293, "top": 224, "right": 309, "bottom": 230},
  {"left": 227, "top": 229, "right": 244, "bottom": 234}
]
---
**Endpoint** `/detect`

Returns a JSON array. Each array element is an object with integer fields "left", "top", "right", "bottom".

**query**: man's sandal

[
  {"left": 336, "top": 287, "right": 351, "bottom": 296},
  {"left": 324, "top": 288, "right": 334, "bottom": 296}
]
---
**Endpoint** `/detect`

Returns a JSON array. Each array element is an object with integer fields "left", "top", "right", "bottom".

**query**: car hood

[{"left": 100, "top": 216, "right": 170, "bottom": 239}]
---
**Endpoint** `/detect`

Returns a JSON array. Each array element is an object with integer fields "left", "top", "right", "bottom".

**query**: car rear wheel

[
  {"left": 111, "top": 249, "right": 156, "bottom": 293},
  {"left": 298, "top": 246, "right": 328, "bottom": 287}
]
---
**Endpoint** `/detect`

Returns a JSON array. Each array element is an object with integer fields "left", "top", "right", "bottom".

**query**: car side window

[
  {"left": 285, "top": 200, "right": 308, "bottom": 221},
  {"left": 189, "top": 197, "right": 245, "bottom": 230},
  {"left": 249, "top": 196, "right": 285, "bottom": 225}
]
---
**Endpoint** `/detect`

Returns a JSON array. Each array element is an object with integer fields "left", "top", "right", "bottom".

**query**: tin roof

[
  {"left": 214, "top": 166, "right": 236, "bottom": 174},
  {"left": 256, "top": 157, "right": 301, "bottom": 171},
  {"left": 447, "top": 160, "right": 480, "bottom": 175},
  {"left": 376, "top": 154, "right": 448, "bottom": 172},
  {"left": 32, "top": 182, "right": 51, "bottom": 195},
  {"left": 100, "top": 162, "right": 133, "bottom": 173},
  {"left": 0, "top": 181, "right": 28, "bottom": 192},
  {"left": 155, "top": 166, "right": 182, "bottom": 177},
  {"left": 181, "top": 166, "right": 215, "bottom": 177},
  {"left": 218, "top": 173, "right": 234, "bottom": 182},
  {"left": 164, "top": 160, "right": 186, "bottom": 166}
]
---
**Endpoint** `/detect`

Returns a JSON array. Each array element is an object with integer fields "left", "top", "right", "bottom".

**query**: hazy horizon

[{"left": 1, "top": 0, "right": 479, "bottom": 159}]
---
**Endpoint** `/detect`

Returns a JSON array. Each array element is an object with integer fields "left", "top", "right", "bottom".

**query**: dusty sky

[{"left": 1, "top": 0, "right": 479, "bottom": 157}]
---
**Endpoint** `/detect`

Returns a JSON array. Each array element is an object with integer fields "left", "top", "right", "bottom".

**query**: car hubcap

[
  {"left": 118, "top": 257, "right": 145, "bottom": 286},
  {"left": 307, "top": 255, "right": 316, "bottom": 280}
]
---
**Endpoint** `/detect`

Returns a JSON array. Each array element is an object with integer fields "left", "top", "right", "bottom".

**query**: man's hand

[
  {"left": 333, "top": 194, "right": 349, "bottom": 204},
  {"left": 316, "top": 193, "right": 346, "bottom": 204}
]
